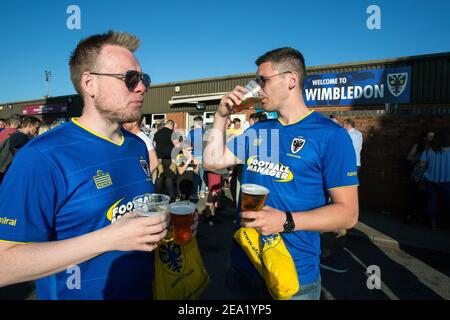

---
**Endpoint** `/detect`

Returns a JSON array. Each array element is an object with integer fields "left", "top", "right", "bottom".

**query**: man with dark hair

[
  {"left": 0, "top": 118, "right": 6, "bottom": 132},
  {"left": 204, "top": 47, "right": 358, "bottom": 300},
  {"left": 0, "top": 31, "right": 181, "bottom": 300},
  {"left": 153, "top": 119, "right": 179, "bottom": 201},
  {"left": 329, "top": 114, "right": 339, "bottom": 124}
]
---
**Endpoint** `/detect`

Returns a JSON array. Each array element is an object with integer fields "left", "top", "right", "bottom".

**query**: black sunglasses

[
  {"left": 90, "top": 70, "right": 151, "bottom": 90},
  {"left": 255, "top": 71, "right": 292, "bottom": 87}
]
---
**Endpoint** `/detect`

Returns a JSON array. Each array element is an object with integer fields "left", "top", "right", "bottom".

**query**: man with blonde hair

[{"left": 0, "top": 31, "right": 187, "bottom": 300}]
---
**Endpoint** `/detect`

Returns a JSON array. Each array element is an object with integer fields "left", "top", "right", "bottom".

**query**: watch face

[{"left": 284, "top": 221, "right": 295, "bottom": 232}]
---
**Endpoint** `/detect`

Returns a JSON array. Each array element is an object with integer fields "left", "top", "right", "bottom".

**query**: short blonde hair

[
  {"left": 69, "top": 30, "right": 140, "bottom": 96},
  {"left": 38, "top": 123, "right": 50, "bottom": 136}
]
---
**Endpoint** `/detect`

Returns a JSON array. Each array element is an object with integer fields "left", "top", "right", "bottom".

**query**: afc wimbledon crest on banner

[
  {"left": 304, "top": 66, "right": 411, "bottom": 106},
  {"left": 387, "top": 72, "right": 408, "bottom": 97}
]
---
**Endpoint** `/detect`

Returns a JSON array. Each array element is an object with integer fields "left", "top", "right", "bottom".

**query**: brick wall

[
  {"left": 166, "top": 112, "right": 185, "bottom": 129},
  {"left": 320, "top": 106, "right": 450, "bottom": 222}
]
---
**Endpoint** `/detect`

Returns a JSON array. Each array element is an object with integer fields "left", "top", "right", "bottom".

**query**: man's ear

[
  {"left": 288, "top": 71, "right": 298, "bottom": 90},
  {"left": 80, "top": 72, "right": 96, "bottom": 98}
]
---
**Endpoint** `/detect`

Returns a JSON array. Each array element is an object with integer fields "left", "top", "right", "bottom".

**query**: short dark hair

[
  {"left": 232, "top": 118, "right": 241, "bottom": 123},
  {"left": 255, "top": 47, "right": 306, "bottom": 90},
  {"left": 0, "top": 118, "right": 5, "bottom": 123},
  {"left": 343, "top": 118, "right": 355, "bottom": 128},
  {"left": 255, "top": 111, "right": 267, "bottom": 122},
  {"left": 21, "top": 116, "right": 41, "bottom": 128},
  {"left": 165, "top": 119, "right": 175, "bottom": 127},
  {"left": 193, "top": 116, "right": 203, "bottom": 122}
]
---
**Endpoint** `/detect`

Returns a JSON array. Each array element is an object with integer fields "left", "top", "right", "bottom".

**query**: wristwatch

[{"left": 283, "top": 211, "right": 295, "bottom": 233}]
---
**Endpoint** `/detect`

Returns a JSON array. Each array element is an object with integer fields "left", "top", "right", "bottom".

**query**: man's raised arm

[{"left": 203, "top": 87, "right": 248, "bottom": 170}]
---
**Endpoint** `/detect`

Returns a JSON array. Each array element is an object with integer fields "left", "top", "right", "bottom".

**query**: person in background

[
  {"left": 227, "top": 118, "right": 244, "bottom": 141},
  {"left": 50, "top": 120, "right": 63, "bottom": 130},
  {"left": 38, "top": 123, "right": 51, "bottom": 136},
  {"left": 123, "top": 118, "right": 158, "bottom": 173},
  {"left": 188, "top": 116, "right": 206, "bottom": 199},
  {"left": 8, "top": 116, "right": 41, "bottom": 154},
  {"left": 0, "top": 119, "right": 6, "bottom": 132},
  {"left": 405, "top": 130, "right": 434, "bottom": 224},
  {"left": 420, "top": 130, "right": 450, "bottom": 231},
  {"left": 343, "top": 118, "right": 363, "bottom": 171},
  {"left": 248, "top": 112, "right": 268, "bottom": 127},
  {"left": 329, "top": 114, "right": 339, "bottom": 124},
  {"left": 0, "top": 114, "right": 22, "bottom": 144},
  {"left": 321, "top": 118, "right": 361, "bottom": 274},
  {"left": 153, "top": 120, "right": 179, "bottom": 201},
  {"left": 175, "top": 142, "right": 199, "bottom": 201}
]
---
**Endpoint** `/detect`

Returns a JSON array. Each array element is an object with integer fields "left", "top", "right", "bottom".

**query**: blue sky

[{"left": 0, "top": 0, "right": 449, "bottom": 103}]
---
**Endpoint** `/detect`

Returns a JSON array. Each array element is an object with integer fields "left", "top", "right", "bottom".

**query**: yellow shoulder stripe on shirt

[
  {"left": 0, "top": 239, "right": 29, "bottom": 244},
  {"left": 278, "top": 110, "right": 314, "bottom": 126},
  {"left": 72, "top": 118, "right": 124, "bottom": 146},
  {"left": 328, "top": 184, "right": 359, "bottom": 191}
]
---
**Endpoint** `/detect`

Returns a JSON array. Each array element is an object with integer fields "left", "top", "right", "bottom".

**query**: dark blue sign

[{"left": 304, "top": 67, "right": 411, "bottom": 106}]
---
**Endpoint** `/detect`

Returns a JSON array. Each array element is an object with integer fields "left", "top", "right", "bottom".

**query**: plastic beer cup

[
  {"left": 169, "top": 201, "right": 197, "bottom": 245},
  {"left": 240, "top": 184, "right": 270, "bottom": 222},
  {"left": 233, "top": 80, "right": 264, "bottom": 112}
]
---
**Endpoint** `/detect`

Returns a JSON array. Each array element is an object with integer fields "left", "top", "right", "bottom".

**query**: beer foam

[
  {"left": 241, "top": 183, "right": 269, "bottom": 195},
  {"left": 169, "top": 202, "right": 196, "bottom": 215}
]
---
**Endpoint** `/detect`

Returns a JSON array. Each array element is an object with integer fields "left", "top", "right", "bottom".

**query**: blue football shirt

[
  {"left": 0, "top": 119, "right": 156, "bottom": 300},
  {"left": 228, "top": 111, "right": 359, "bottom": 286}
]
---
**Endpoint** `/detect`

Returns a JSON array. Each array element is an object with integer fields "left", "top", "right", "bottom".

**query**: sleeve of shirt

[
  {"left": 323, "top": 128, "right": 359, "bottom": 190},
  {"left": 0, "top": 147, "right": 65, "bottom": 243},
  {"left": 138, "top": 132, "right": 154, "bottom": 151}
]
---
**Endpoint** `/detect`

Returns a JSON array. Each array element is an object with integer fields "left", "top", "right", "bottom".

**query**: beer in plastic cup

[
  {"left": 233, "top": 80, "right": 264, "bottom": 112},
  {"left": 133, "top": 193, "right": 170, "bottom": 217},
  {"left": 169, "top": 201, "right": 197, "bottom": 245},
  {"left": 240, "top": 183, "right": 270, "bottom": 222}
]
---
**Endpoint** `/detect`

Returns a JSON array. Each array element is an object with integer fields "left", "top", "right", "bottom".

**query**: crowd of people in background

[
  {"left": 0, "top": 114, "right": 64, "bottom": 183},
  {"left": 1, "top": 110, "right": 448, "bottom": 234},
  {"left": 407, "top": 130, "right": 450, "bottom": 231}
]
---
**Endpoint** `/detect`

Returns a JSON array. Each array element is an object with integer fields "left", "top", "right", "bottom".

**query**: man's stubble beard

[{"left": 94, "top": 98, "right": 142, "bottom": 125}]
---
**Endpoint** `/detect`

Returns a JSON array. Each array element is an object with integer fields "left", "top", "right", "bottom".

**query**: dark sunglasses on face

[
  {"left": 255, "top": 71, "right": 292, "bottom": 87},
  {"left": 90, "top": 70, "right": 151, "bottom": 90}
]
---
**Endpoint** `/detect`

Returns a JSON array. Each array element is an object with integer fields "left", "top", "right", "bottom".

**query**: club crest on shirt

[
  {"left": 140, "top": 158, "right": 151, "bottom": 178},
  {"left": 93, "top": 170, "right": 113, "bottom": 189},
  {"left": 291, "top": 137, "right": 306, "bottom": 154}
]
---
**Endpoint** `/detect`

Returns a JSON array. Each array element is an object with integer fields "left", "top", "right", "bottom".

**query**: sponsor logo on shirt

[
  {"left": 0, "top": 217, "right": 16, "bottom": 227},
  {"left": 106, "top": 198, "right": 135, "bottom": 223},
  {"left": 246, "top": 156, "right": 293, "bottom": 182},
  {"left": 93, "top": 170, "right": 113, "bottom": 189},
  {"left": 347, "top": 171, "right": 358, "bottom": 177}
]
